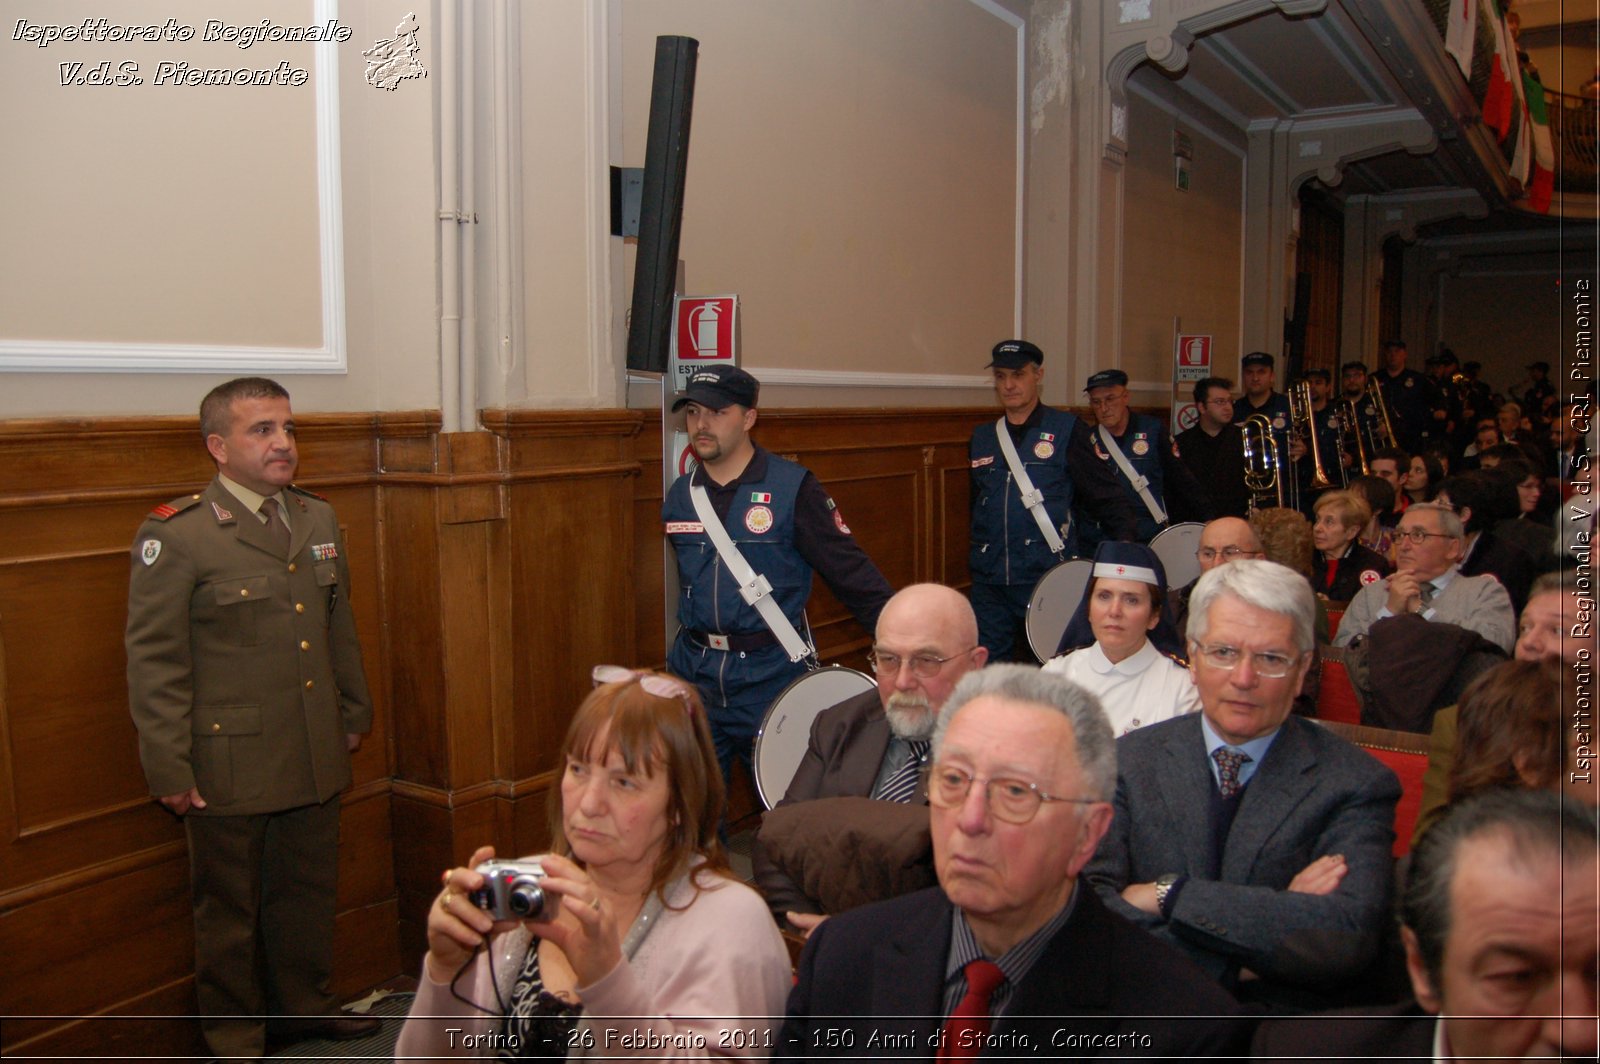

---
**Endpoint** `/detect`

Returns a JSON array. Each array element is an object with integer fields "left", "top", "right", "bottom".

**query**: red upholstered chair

[
  {"left": 1313, "top": 720, "right": 1432, "bottom": 857},
  {"left": 1316, "top": 658, "right": 1362, "bottom": 725}
]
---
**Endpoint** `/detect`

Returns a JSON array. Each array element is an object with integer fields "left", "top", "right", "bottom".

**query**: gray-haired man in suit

[
  {"left": 753, "top": 584, "right": 986, "bottom": 926},
  {"left": 1086, "top": 559, "right": 1401, "bottom": 1008}
]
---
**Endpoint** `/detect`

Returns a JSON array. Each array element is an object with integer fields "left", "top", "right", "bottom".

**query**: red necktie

[{"left": 937, "top": 959, "right": 1006, "bottom": 1062}]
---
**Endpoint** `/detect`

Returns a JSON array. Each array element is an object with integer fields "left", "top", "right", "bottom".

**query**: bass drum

[
  {"left": 751, "top": 666, "right": 876, "bottom": 809},
  {"left": 1024, "top": 558, "right": 1095, "bottom": 663},
  {"left": 1150, "top": 521, "right": 1205, "bottom": 591}
]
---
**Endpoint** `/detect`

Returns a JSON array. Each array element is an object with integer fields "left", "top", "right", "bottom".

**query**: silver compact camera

[{"left": 469, "top": 859, "right": 560, "bottom": 922}]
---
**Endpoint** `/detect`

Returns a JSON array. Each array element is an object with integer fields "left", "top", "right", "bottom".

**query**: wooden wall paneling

[
  {"left": 0, "top": 414, "right": 411, "bottom": 1060},
  {"left": 390, "top": 788, "right": 503, "bottom": 980},
  {"left": 0, "top": 850, "right": 196, "bottom": 1048},
  {"left": 383, "top": 486, "right": 450, "bottom": 788},
  {"left": 3, "top": 978, "right": 207, "bottom": 1061}
]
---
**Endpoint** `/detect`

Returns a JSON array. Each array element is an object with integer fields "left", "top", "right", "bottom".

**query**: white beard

[{"left": 884, "top": 692, "right": 936, "bottom": 740}]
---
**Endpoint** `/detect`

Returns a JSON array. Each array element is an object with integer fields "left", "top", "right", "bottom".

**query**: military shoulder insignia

[
  {"left": 148, "top": 494, "right": 202, "bottom": 521},
  {"left": 211, "top": 501, "right": 235, "bottom": 522},
  {"left": 139, "top": 539, "right": 162, "bottom": 566},
  {"left": 834, "top": 509, "right": 852, "bottom": 535},
  {"left": 288, "top": 484, "right": 329, "bottom": 501}
]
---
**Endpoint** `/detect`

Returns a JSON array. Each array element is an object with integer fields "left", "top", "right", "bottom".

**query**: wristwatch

[{"left": 1154, "top": 873, "right": 1183, "bottom": 917}]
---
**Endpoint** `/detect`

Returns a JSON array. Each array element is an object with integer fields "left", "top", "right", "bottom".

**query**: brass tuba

[{"left": 1240, "top": 413, "right": 1282, "bottom": 512}]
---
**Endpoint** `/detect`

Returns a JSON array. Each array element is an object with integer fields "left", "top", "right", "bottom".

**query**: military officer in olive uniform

[{"left": 125, "top": 377, "right": 378, "bottom": 1059}]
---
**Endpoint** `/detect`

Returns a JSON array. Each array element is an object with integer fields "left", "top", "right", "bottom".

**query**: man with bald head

[
  {"left": 754, "top": 584, "right": 988, "bottom": 924},
  {"left": 1172, "top": 517, "right": 1265, "bottom": 640}
]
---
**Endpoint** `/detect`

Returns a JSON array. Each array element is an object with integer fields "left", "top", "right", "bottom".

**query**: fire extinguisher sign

[{"left": 670, "top": 295, "right": 738, "bottom": 393}]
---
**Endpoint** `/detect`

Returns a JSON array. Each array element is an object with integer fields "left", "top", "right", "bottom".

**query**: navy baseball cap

[
  {"left": 1241, "top": 352, "right": 1275, "bottom": 369},
  {"left": 670, "top": 365, "right": 760, "bottom": 412},
  {"left": 987, "top": 340, "right": 1043, "bottom": 370},
  {"left": 1084, "top": 369, "right": 1129, "bottom": 392}
]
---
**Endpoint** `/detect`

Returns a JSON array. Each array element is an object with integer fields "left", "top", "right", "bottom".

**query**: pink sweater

[{"left": 395, "top": 870, "right": 792, "bottom": 1060}]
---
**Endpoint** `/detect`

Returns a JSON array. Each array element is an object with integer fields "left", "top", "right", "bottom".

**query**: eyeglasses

[
  {"left": 591, "top": 665, "right": 695, "bottom": 712},
  {"left": 1191, "top": 643, "right": 1303, "bottom": 678},
  {"left": 924, "top": 763, "right": 1098, "bottom": 824},
  {"left": 1393, "top": 528, "right": 1457, "bottom": 545},
  {"left": 1195, "top": 546, "right": 1263, "bottom": 563},
  {"left": 867, "top": 647, "right": 976, "bottom": 680}
]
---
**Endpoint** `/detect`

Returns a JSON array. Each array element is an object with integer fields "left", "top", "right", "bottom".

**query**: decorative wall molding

[{"left": 0, "top": 0, "right": 347, "bottom": 374}]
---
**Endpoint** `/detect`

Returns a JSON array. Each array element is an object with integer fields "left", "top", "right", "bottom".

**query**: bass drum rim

[
  {"left": 751, "top": 665, "right": 876, "bottom": 809},
  {"left": 1024, "top": 557, "right": 1095, "bottom": 664},
  {"left": 1150, "top": 521, "right": 1206, "bottom": 591}
]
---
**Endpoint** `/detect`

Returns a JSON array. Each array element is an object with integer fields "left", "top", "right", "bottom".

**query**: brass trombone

[
  {"left": 1290, "top": 382, "right": 1337, "bottom": 496},
  {"left": 1367, "top": 379, "right": 1400, "bottom": 450},
  {"left": 1241, "top": 413, "right": 1282, "bottom": 512}
]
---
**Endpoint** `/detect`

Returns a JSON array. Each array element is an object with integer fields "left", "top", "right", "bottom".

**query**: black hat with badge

[
  {"left": 987, "top": 340, "right": 1044, "bottom": 370},
  {"left": 1084, "top": 369, "right": 1129, "bottom": 392},
  {"left": 1241, "top": 351, "right": 1275, "bottom": 369},
  {"left": 670, "top": 364, "right": 760, "bottom": 412}
]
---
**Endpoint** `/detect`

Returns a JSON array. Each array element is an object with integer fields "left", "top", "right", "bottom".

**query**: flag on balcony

[
  {"left": 1445, "top": 0, "right": 1476, "bottom": 78},
  {"left": 1523, "top": 72, "right": 1554, "bottom": 212},
  {"left": 1482, "top": 0, "right": 1516, "bottom": 141}
]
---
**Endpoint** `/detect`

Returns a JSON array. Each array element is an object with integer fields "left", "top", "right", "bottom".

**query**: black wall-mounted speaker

[{"left": 625, "top": 36, "right": 699, "bottom": 374}]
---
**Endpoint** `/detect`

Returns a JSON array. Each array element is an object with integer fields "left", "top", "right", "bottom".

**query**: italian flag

[
  {"left": 1523, "top": 71, "right": 1555, "bottom": 212},
  {"left": 1481, "top": 0, "right": 1516, "bottom": 142}
]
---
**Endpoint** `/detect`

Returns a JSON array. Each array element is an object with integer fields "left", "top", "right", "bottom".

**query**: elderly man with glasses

[
  {"left": 1332, "top": 502, "right": 1515, "bottom": 653},
  {"left": 781, "top": 664, "right": 1246, "bottom": 1060},
  {"left": 1085, "top": 559, "right": 1401, "bottom": 1009},
  {"left": 754, "top": 584, "right": 987, "bottom": 929}
]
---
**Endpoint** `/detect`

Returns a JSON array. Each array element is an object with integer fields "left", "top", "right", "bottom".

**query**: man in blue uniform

[
  {"left": 1079, "top": 368, "right": 1213, "bottom": 547},
  {"left": 968, "top": 340, "right": 1139, "bottom": 661},
  {"left": 1372, "top": 340, "right": 1436, "bottom": 452},
  {"left": 663, "top": 365, "right": 892, "bottom": 785},
  {"left": 1231, "top": 352, "right": 1303, "bottom": 508}
]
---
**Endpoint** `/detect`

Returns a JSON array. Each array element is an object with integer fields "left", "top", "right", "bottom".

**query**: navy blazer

[
  {"left": 1086, "top": 714, "right": 1399, "bottom": 998},
  {"left": 779, "top": 885, "right": 1248, "bottom": 1062}
]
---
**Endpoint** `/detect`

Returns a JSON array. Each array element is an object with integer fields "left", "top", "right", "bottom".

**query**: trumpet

[
  {"left": 1241, "top": 413, "right": 1283, "bottom": 512},
  {"left": 1290, "top": 382, "right": 1337, "bottom": 496}
]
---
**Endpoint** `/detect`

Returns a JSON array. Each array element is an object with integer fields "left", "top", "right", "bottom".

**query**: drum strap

[
  {"left": 1097, "top": 424, "right": 1168, "bottom": 524},
  {"left": 689, "top": 482, "right": 815, "bottom": 664},
  {"left": 994, "top": 418, "right": 1066, "bottom": 555}
]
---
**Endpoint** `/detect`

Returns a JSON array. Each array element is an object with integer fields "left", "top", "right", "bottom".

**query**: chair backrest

[
  {"left": 1326, "top": 606, "right": 1345, "bottom": 641},
  {"left": 1316, "top": 657, "right": 1362, "bottom": 725},
  {"left": 1314, "top": 719, "right": 1432, "bottom": 857}
]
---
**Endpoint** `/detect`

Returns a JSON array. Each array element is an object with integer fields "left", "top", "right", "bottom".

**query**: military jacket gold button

[
  {"left": 304, "top": 680, "right": 315, "bottom": 689},
  {"left": 295, "top": 603, "right": 305, "bottom": 614},
  {"left": 300, "top": 641, "right": 310, "bottom": 651}
]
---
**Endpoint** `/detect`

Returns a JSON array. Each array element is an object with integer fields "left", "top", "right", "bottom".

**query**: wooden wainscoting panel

[
  {"left": 505, "top": 470, "right": 639, "bottom": 780},
  {"left": 0, "top": 975, "right": 206, "bottom": 1061},
  {"left": 382, "top": 486, "right": 450, "bottom": 789},
  {"left": 0, "top": 848, "right": 195, "bottom": 1026}
]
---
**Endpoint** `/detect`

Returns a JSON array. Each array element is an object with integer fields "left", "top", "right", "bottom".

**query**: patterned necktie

[
  {"left": 259, "top": 497, "right": 291, "bottom": 555},
  {"left": 1212, "top": 746, "right": 1252, "bottom": 799},
  {"left": 875, "top": 739, "right": 929, "bottom": 803},
  {"left": 1418, "top": 580, "right": 1437, "bottom": 609},
  {"left": 937, "top": 959, "right": 1006, "bottom": 1063}
]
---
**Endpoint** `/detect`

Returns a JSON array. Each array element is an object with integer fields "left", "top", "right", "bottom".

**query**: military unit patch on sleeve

[{"left": 140, "top": 539, "right": 162, "bottom": 566}]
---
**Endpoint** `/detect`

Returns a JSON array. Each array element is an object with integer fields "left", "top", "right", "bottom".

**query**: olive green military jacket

[{"left": 125, "top": 477, "right": 373, "bottom": 816}]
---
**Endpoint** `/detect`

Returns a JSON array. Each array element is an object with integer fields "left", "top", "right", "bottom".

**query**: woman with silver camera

[{"left": 396, "top": 666, "right": 791, "bottom": 1059}]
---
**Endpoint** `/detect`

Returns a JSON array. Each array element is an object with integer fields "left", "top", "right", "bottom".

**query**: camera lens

[{"left": 507, "top": 883, "right": 545, "bottom": 919}]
